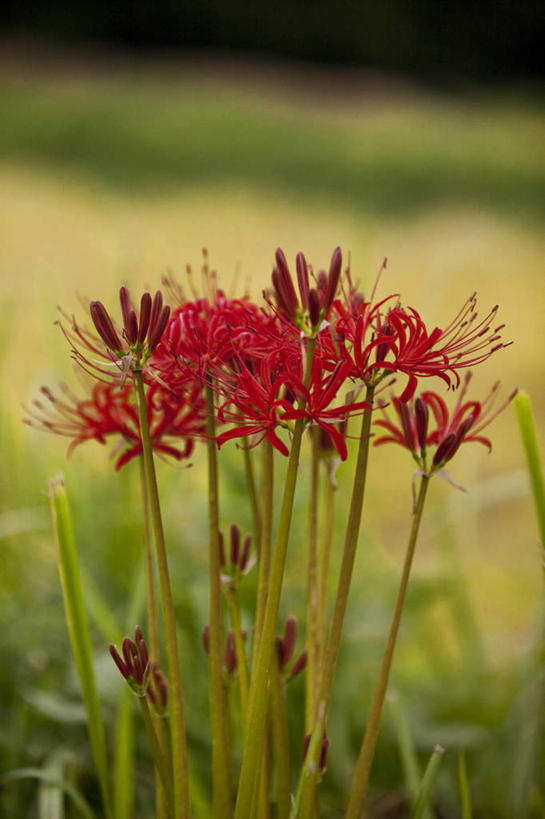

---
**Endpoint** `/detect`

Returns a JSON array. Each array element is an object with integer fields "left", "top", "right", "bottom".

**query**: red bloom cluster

[
  {"left": 374, "top": 372, "right": 517, "bottom": 474},
  {"left": 24, "top": 379, "right": 205, "bottom": 470},
  {"left": 29, "top": 246, "right": 511, "bottom": 468}
]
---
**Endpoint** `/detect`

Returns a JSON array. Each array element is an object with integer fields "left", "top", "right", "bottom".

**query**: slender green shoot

[
  {"left": 514, "top": 392, "right": 545, "bottom": 578},
  {"left": 49, "top": 476, "right": 113, "bottom": 819},
  {"left": 458, "top": 750, "right": 472, "bottom": 819},
  {"left": 411, "top": 745, "right": 445, "bottom": 819},
  {"left": 388, "top": 692, "right": 432, "bottom": 819}
]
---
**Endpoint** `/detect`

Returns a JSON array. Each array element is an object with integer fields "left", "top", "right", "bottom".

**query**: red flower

[
  {"left": 24, "top": 379, "right": 205, "bottom": 469},
  {"left": 215, "top": 353, "right": 370, "bottom": 460},
  {"left": 374, "top": 372, "right": 517, "bottom": 474}
]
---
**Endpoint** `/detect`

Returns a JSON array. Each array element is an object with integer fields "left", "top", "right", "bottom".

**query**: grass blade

[
  {"left": 49, "top": 475, "right": 113, "bottom": 819},
  {"left": 457, "top": 750, "right": 472, "bottom": 819},
  {"left": 388, "top": 692, "right": 432, "bottom": 819},
  {"left": 411, "top": 744, "right": 444, "bottom": 819},
  {"left": 514, "top": 391, "right": 545, "bottom": 570},
  {"left": 3, "top": 769, "right": 97, "bottom": 819}
]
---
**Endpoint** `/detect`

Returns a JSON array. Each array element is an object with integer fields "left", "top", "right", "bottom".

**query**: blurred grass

[{"left": 1, "top": 55, "right": 544, "bottom": 816}]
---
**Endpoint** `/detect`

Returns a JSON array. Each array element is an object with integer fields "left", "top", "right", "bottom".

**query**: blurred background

[{"left": 1, "top": 3, "right": 545, "bottom": 817}]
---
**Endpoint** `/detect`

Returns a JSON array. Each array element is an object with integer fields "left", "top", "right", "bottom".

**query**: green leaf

[
  {"left": 49, "top": 475, "right": 113, "bottom": 819},
  {"left": 514, "top": 391, "right": 545, "bottom": 570},
  {"left": 411, "top": 744, "right": 445, "bottom": 819},
  {"left": 458, "top": 750, "right": 472, "bottom": 819}
]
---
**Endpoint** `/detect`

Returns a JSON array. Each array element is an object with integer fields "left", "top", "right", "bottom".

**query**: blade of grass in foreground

[
  {"left": 411, "top": 745, "right": 444, "bottom": 819},
  {"left": 457, "top": 750, "right": 472, "bottom": 819},
  {"left": 514, "top": 391, "right": 545, "bottom": 574},
  {"left": 49, "top": 476, "right": 113, "bottom": 819}
]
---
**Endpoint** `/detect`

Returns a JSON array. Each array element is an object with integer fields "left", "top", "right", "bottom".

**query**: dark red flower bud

[
  {"left": 149, "top": 290, "right": 164, "bottom": 338},
  {"left": 225, "top": 629, "right": 237, "bottom": 674},
  {"left": 398, "top": 401, "right": 415, "bottom": 451},
  {"left": 202, "top": 624, "right": 210, "bottom": 655},
  {"left": 119, "top": 286, "right": 132, "bottom": 331},
  {"left": 445, "top": 415, "right": 475, "bottom": 462},
  {"left": 279, "top": 615, "right": 297, "bottom": 669},
  {"left": 288, "top": 650, "right": 307, "bottom": 679},
  {"left": 302, "top": 731, "right": 329, "bottom": 773},
  {"left": 239, "top": 533, "right": 252, "bottom": 573},
  {"left": 137, "top": 292, "right": 152, "bottom": 343},
  {"left": 433, "top": 432, "right": 457, "bottom": 466},
  {"left": 414, "top": 398, "right": 429, "bottom": 451},
  {"left": 148, "top": 305, "right": 171, "bottom": 351},
  {"left": 126, "top": 309, "right": 138, "bottom": 345},
  {"left": 324, "top": 246, "right": 342, "bottom": 308},
  {"left": 230, "top": 523, "right": 240, "bottom": 566},
  {"left": 308, "top": 288, "right": 321, "bottom": 327},
  {"left": 110, "top": 644, "right": 130, "bottom": 679},
  {"left": 296, "top": 252, "right": 310, "bottom": 308},
  {"left": 90, "top": 301, "right": 123, "bottom": 351}
]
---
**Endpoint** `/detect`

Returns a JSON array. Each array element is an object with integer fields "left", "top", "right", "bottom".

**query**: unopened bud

[
  {"left": 308, "top": 288, "right": 321, "bottom": 327},
  {"left": 225, "top": 629, "right": 237, "bottom": 674},
  {"left": 414, "top": 398, "right": 429, "bottom": 451}
]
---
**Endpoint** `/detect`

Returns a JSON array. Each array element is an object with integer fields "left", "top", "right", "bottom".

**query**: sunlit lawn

[{"left": 1, "top": 58, "right": 544, "bottom": 816}]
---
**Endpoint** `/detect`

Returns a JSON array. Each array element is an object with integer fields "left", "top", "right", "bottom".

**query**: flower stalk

[
  {"left": 345, "top": 474, "right": 430, "bottom": 818},
  {"left": 133, "top": 370, "right": 190, "bottom": 819}
]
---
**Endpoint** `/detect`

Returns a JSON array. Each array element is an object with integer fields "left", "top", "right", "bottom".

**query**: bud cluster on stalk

[
  {"left": 202, "top": 625, "right": 247, "bottom": 676},
  {"left": 109, "top": 626, "right": 168, "bottom": 715},
  {"left": 219, "top": 524, "right": 255, "bottom": 586},
  {"left": 90, "top": 286, "right": 171, "bottom": 367},
  {"left": 275, "top": 615, "right": 307, "bottom": 681}
]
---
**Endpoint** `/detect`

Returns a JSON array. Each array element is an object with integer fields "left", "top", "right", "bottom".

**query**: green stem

[
  {"left": 139, "top": 698, "right": 174, "bottom": 816},
  {"left": 139, "top": 456, "right": 169, "bottom": 819},
  {"left": 270, "top": 660, "right": 291, "bottom": 819},
  {"left": 317, "top": 462, "right": 335, "bottom": 682},
  {"left": 235, "top": 339, "right": 316, "bottom": 818},
  {"left": 226, "top": 586, "right": 250, "bottom": 718},
  {"left": 133, "top": 371, "right": 189, "bottom": 819},
  {"left": 345, "top": 475, "right": 429, "bottom": 818},
  {"left": 252, "top": 439, "right": 274, "bottom": 671},
  {"left": 243, "top": 443, "right": 262, "bottom": 552},
  {"left": 458, "top": 750, "right": 472, "bottom": 819},
  {"left": 294, "top": 387, "right": 375, "bottom": 817},
  {"left": 205, "top": 380, "right": 234, "bottom": 816},
  {"left": 305, "top": 429, "right": 320, "bottom": 732}
]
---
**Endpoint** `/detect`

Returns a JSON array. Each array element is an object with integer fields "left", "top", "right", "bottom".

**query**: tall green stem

[
  {"left": 205, "top": 380, "right": 234, "bottom": 816},
  {"left": 305, "top": 429, "right": 320, "bottom": 732},
  {"left": 243, "top": 444, "right": 262, "bottom": 553},
  {"left": 345, "top": 475, "right": 429, "bottom": 818},
  {"left": 270, "top": 659, "right": 291, "bottom": 818},
  {"left": 252, "top": 440, "right": 274, "bottom": 670},
  {"left": 133, "top": 371, "right": 189, "bottom": 819},
  {"left": 226, "top": 586, "right": 250, "bottom": 718},
  {"left": 294, "top": 387, "right": 374, "bottom": 817},
  {"left": 235, "top": 339, "right": 316, "bottom": 818},
  {"left": 317, "top": 462, "right": 335, "bottom": 676},
  {"left": 139, "top": 456, "right": 170, "bottom": 819},
  {"left": 139, "top": 698, "right": 174, "bottom": 816}
]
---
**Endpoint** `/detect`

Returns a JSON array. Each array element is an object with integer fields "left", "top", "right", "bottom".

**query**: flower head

[{"left": 374, "top": 372, "right": 517, "bottom": 476}]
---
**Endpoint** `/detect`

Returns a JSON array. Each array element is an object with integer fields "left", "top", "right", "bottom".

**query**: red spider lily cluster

[{"left": 27, "top": 245, "right": 513, "bottom": 468}]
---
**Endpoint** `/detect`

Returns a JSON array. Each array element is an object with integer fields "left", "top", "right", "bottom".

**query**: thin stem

[
  {"left": 295, "top": 387, "right": 375, "bottom": 817},
  {"left": 346, "top": 475, "right": 430, "bottom": 818},
  {"left": 205, "top": 380, "right": 234, "bottom": 816},
  {"left": 317, "top": 462, "right": 335, "bottom": 677},
  {"left": 412, "top": 745, "right": 445, "bottom": 819},
  {"left": 305, "top": 428, "right": 320, "bottom": 732},
  {"left": 252, "top": 439, "right": 274, "bottom": 671},
  {"left": 226, "top": 586, "right": 250, "bottom": 718},
  {"left": 243, "top": 443, "right": 262, "bottom": 553},
  {"left": 139, "top": 698, "right": 174, "bottom": 817},
  {"left": 133, "top": 371, "right": 189, "bottom": 819},
  {"left": 139, "top": 456, "right": 169, "bottom": 819},
  {"left": 235, "top": 338, "right": 316, "bottom": 818},
  {"left": 270, "top": 660, "right": 291, "bottom": 819}
]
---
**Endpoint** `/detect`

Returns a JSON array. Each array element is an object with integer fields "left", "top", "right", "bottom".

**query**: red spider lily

[
  {"left": 327, "top": 283, "right": 510, "bottom": 401},
  {"left": 24, "top": 379, "right": 205, "bottom": 470},
  {"left": 57, "top": 288, "right": 171, "bottom": 383},
  {"left": 268, "top": 246, "right": 343, "bottom": 336},
  {"left": 215, "top": 354, "right": 370, "bottom": 460},
  {"left": 373, "top": 372, "right": 517, "bottom": 474},
  {"left": 159, "top": 293, "right": 279, "bottom": 382}
]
